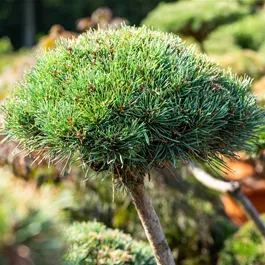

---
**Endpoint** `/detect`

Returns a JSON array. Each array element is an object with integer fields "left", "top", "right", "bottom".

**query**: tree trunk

[
  {"left": 199, "top": 41, "right": 206, "bottom": 54},
  {"left": 128, "top": 181, "right": 176, "bottom": 265},
  {"left": 24, "top": 0, "right": 36, "bottom": 47}
]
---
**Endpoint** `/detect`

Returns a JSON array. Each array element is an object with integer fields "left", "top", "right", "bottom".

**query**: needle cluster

[{"left": 3, "top": 26, "right": 264, "bottom": 180}]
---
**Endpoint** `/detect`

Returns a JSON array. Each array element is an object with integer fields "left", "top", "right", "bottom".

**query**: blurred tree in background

[
  {"left": 142, "top": 0, "right": 249, "bottom": 52},
  {"left": 205, "top": 10, "right": 265, "bottom": 54},
  {"left": 142, "top": 0, "right": 265, "bottom": 54}
]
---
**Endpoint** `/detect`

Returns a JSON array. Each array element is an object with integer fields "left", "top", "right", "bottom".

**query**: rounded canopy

[{"left": 3, "top": 26, "right": 264, "bottom": 177}]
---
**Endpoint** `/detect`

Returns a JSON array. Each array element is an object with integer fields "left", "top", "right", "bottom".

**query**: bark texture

[{"left": 128, "top": 182, "right": 176, "bottom": 265}]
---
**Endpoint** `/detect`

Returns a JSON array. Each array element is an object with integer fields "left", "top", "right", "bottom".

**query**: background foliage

[
  {"left": 218, "top": 215, "right": 265, "bottom": 265},
  {"left": 142, "top": 0, "right": 249, "bottom": 52},
  {"left": 64, "top": 221, "right": 155, "bottom": 265},
  {"left": 0, "top": 168, "right": 65, "bottom": 265}
]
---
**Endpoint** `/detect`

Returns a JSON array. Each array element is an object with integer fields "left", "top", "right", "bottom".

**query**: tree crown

[{"left": 2, "top": 26, "right": 264, "bottom": 180}]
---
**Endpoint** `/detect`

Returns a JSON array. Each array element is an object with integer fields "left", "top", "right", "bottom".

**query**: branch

[
  {"left": 188, "top": 163, "right": 239, "bottom": 192},
  {"left": 128, "top": 181, "right": 176, "bottom": 265},
  {"left": 188, "top": 163, "right": 265, "bottom": 239}
]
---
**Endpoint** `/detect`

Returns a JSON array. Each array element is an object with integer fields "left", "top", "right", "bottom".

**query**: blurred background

[{"left": 1, "top": 1, "right": 265, "bottom": 265}]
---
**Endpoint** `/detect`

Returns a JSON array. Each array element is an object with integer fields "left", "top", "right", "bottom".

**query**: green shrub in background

[
  {"left": 142, "top": 0, "right": 248, "bottom": 52},
  {"left": 64, "top": 221, "right": 155, "bottom": 265},
  {"left": 0, "top": 168, "right": 65, "bottom": 265},
  {"left": 212, "top": 49, "right": 265, "bottom": 80},
  {"left": 206, "top": 11, "right": 265, "bottom": 54},
  {"left": 0, "top": 37, "right": 13, "bottom": 55},
  {"left": 218, "top": 215, "right": 265, "bottom": 265},
  {"left": 0, "top": 167, "right": 156, "bottom": 265}
]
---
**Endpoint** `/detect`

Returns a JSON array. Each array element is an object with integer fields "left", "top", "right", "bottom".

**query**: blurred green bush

[
  {"left": 142, "top": 0, "right": 248, "bottom": 52},
  {"left": 0, "top": 167, "right": 156, "bottom": 265},
  {"left": 64, "top": 221, "right": 155, "bottom": 265},
  {"left": 0, "top": 168, "right": 65, "bottom": 265},
  {"left": 0, "top": 37, "right": 13, "bottom": 55},
  {"left": 206, "top": 11, "right": 265, "bottom": 54},
  {"left": 218, "top": 215, "right": 265, "bottom": 265}
]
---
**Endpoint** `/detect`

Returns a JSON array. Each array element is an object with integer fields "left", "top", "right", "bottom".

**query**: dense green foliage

[
  {"left": 142, "top": 0, "right": 248, "bottom": 47},
  {"left": 206, "top": 11, "right": 265, "bottom": 54},
  {"left": 218, "top": 215, "right": 265, "bottom": 265},
  {"left": 0, "top": 169, "right": 64, "bottom": 265},
  {"left": 3, "top": 26, "right": 264, "bottom": 181},
  {"left": 64, "top": 221, "right": 155, "bottom": 265}
]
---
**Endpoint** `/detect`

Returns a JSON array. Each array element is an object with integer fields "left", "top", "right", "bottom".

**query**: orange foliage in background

[{"left": 223, "top": 152, "right": 265, "bottom": 225}]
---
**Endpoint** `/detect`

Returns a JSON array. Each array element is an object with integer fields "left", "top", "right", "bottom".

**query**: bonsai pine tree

[
  {"left": 2, "top": 26, "right": 264, "bottom": 265},
  {"left": 142, "top": 0, "right": 248, "bottom": 53}
]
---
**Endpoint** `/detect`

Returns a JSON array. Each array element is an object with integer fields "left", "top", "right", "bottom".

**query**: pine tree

[{"left": 2, "top": 26, "right": 264, "bottom": 265}]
